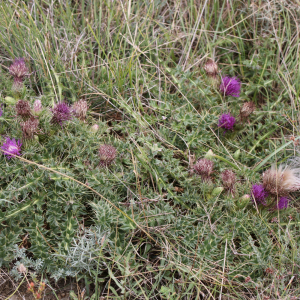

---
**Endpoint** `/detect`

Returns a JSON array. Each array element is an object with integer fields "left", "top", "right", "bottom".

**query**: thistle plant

[
  {"left": 1, "top": 137, "right": 22, "bottom": 159},
  {"left": 32, "top": 99, "right": 42, "bottom": 116},
  {"left": 98, "top": 144, "right": 117, "bottom": 167},
  {"left": 218, "top": 113, "right": 236, "bottom": 132},
  {"left": 9, "top": 58, "right": 29, "bottom": 92},
  {"left": 72, "top": 99, "right": 89, "bottom": 120},
  {"left": 251, "top": 184, "right": 268, "bottom": 206},
  {"left": 194, "top": 158, "right": 214, "bottom": 181},
  {"left": 221, "top": 169, "right": 236, "bottom": 196},
  {"left": 21, "top": 117, "right": 39, "bottom": 139},
  {"left": 220, "top": 76, "right": 241, "bottom": 97},
  {"left": 204, "top": 58, "right": 219, "bottom": 87},
  {"left": 50, "top": 102, "right": 72, "bottom": 127},
  {"left": 15, "top": 99, "right": 32, "bottom": 120}
]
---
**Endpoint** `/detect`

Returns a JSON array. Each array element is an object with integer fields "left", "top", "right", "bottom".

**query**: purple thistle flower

[
  {"left": 0, "top": 106, "right": 2, "bottom": 117},
  {"left": 251, "top": 184, "right": 268, "bottom": 206},
  {"left": 1, "top": 137, "right": 22, "bottom": 159},
  {"left": 218, "top": 113, "right": 236, "bottom": 131},
  {"left": 220, "top": 76, "right": 241, "bottom": 97},
  {"left": 51, "top": 102, "right": 72, "bottom": 127},
  {"left": 276, "top": 197, "right": 289, "bottom": 210}
]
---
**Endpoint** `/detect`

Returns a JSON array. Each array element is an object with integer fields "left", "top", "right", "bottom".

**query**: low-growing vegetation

[{"left": 1, "top": 0, "right": 300, "bottom": 299}]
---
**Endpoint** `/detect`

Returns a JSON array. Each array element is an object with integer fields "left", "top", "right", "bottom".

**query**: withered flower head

[
  {"left": 263, "top": 164, "right": 300, "bottom": 196},
  {"left": 72, "top": 99, "right": 89, "bottom": 120},
  {"left": 221, "top": 169, "right": 236, "bottom": 190},
  {"left": 240, "top": 101, "right": 255, "bottom": 120},
  {"left": 98, "top": 144, "right": 117, "bottom": 167},
  {"left": 194, "top": 158, "right": 214, "bottom": 181},
  {"left": 21, "top": 117, "right": 39, "bottom": 139},
  {"left": 15, "top": 100, "right": 32, "bottom": 119},
  {"left": 204, "top": 59, "right": 218, "bottom": 77}
]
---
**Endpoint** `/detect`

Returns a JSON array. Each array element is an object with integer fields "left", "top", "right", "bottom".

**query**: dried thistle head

[
  {"left": 263, "top": 164, "right": 300, "bottom": 196},
  {"left": 204, "top": 59, "right": 218, "bottom": 77},
  {"left": 98, "top": 144, "right": 117, "bottom": 167},
  {"left": 21, "top": 117, "right": 39, "bottom": 139},
  {"left": 194, "top": 158, "right": 214, "bottom": 181},
  {"left": 221, "top": 169, "right": 236, "bottom": 190},
  {"left": 72, "top": 99, "right": 89, "bottom": 120},
  {"left": 15, "top": 100, "right": 32, "bottom": 119},
  {"left": 240, "top": 101, "right": 255, "bottom": 120}
]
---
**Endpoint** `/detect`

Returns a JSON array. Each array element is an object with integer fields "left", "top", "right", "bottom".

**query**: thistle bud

[
  {"left": 211, "top": 186, "right": 224, "bottom": 196},
  {"left": 72, "top": 99, "right": 89, "bottom": 120},
  {"left": 4, "top": 96, "right": 17, "bottom": 105},
  {"left": 91, "top": 124, "right": 99, "bottom": 133},
  {"left": 194, "top": 158, "right": 214, "bottom": 181},
  {"left": 33, "top": 99, "right": 42, "bottom": 115},
  {"left": 233, "top": 149, "right": 240, "bottom": 160},
  {"left": 98, "top": 144, "right": 117, "bottom": 167},
  {"left": 15, "top": 99, "right": 32, "bottom": 119},
  {"left": 204, "top": 149, "right": 215, "bottom": 159},
  {"left": 240, "top": 101, "right": 255, "bottom": 121},
  {"left": 237, "top": 194, "right": 250, "bottom": 209}
]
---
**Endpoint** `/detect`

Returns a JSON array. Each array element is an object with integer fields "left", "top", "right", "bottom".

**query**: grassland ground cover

[{"left": 1, "top": 0, "right": 300, "bottom": 299}]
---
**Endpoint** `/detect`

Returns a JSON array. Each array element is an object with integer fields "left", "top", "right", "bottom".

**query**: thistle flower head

[
  {"left": 204, "top": 59, "right": 218, "bottom": 77},
  {"left": 21, "top": 117, "right": 39, "bottom": 139},
  {"left": 263, "top": 164, "right": 300, "bottom": 196},
  {"left": 98, "top": 144, "right": 117, "bottom": 167},
  {"left": 50, "top": 102, "right": 72, "bottom": 127},
  {"left": 9, "top": 58, "right": 29, "bottom": 79},
  {"left": 240, "top": 101, "right": 255, "bottom": 119},
  {"left": 72, "top": 99, "right": 88, "bottom": 120},
  {"left": 194, "top": 158, "right": 214, "bottom": 181},
  {"left": 251, "top": 184, "right": 268, "bottom": 205},
  {"left": 15, "top": 100, "right": 32, "bottom": 119},
  {"left": 218, "top": 113, "right": 236, "bottom": 131},
  {"left": 276, "top": 197, "right": 289, "bottom": 210},
  {"left": 0, "top": 106, "right": 2, "bottom": 117},
  {"left": 1, "top": 137, "right": 22, "bottom": 159},
  {"left": 220, "top": 76, "right": 241, "bottom": 97},
  {"left": 221, "top": 169, "right": 236, "bottom": 189},
  {"left": 33, "top": 99, "right": 42, "bottom": 114}
]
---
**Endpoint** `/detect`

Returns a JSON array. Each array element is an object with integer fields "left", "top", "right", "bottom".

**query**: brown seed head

[
  {"left": 221, "top": 169, "right": 236, "bottom": 189},
  {"left": 204, "top": 59, "right": 218, "bottom": 77},
  {"left": 98, "top": 144, "right": 117, "bottom": 167},
  {"left": 194, "top": 158, "right": 214, "bottom": 181},
  {"left": 72, "top": 99, "right": 89, "bottom": 120},
  {"left": 16, "top": 100, "right": 32, "bottom": 119},
  {"left": 240, "top": 101, "right": 255, "bottom": 119},
  {"left": 21, "top": 117, "right": 39, "bottom": 139}
]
